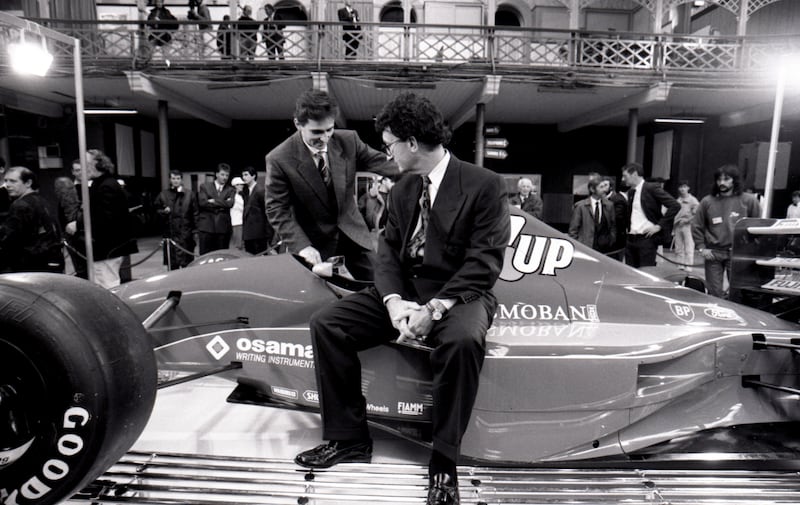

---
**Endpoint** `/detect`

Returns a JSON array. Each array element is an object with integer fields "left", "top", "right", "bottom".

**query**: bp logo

[
  {"left": 670, "top": 303, "right": 695, "bottom": 322},
  {"left": 206, "top": 335, "right": 230, "bottom": 360}
]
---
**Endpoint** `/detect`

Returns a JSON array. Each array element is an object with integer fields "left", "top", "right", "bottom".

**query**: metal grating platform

[{"left": 67, "top": 451, "right": 800, "bottom": 505}]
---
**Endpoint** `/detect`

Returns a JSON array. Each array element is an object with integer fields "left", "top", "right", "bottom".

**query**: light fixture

[
  {"left": 653, "top": 117, "right": 705, "bottom": 124},
  {"left": 84, "top": 108, "right": 138, "bottom": 115},
  {"left": 7, "top": 31, "right": 53, "bottom": 77}
]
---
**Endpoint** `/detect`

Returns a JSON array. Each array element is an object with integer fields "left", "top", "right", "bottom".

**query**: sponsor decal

[
  {"left": 487, "top": 324, "right": 593, "bottom": 339},
  {"left": 500, "top": 215, "right": 575, "bottom": 282},
  {"left": 2, "top": 407, "right": 89, "bottom": 504},
  {"left": 397, "top": 402, "right": 424, "bottom": 416},
  {"left": 206, "top": 335, "right": 230, "bottom": 360},
  {"left": 495, "top": 303, "right": 599, "bottom": 322},
  {"left": 367, "top": 403, "right": 389, "bottom": 413},
  {"left": 704, "top": 306, "right": 741, "bottom": 321},
  {"left": 209, "top": 335, "right": 315, "bottom": 368},
  {"left": 670, "top": 303, "right": 695, "bottom": 323},
  {"left": 271, "top": 386, "right": 298, "bottom": 400},
  {"left": 303, "top": 390, "right": 319, "bottom": 403}
]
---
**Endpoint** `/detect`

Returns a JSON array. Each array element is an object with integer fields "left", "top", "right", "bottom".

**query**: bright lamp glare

[{"left": 8, "top": 41, "right": 53, "bottom": 77}]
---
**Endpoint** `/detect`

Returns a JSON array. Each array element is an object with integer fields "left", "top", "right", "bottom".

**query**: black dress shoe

[
  {"left": 427, "top": 472, "right": 459, "bottom": 505},
  {"left": 294, "top": 440, "right": 372, "bottom": 468}
]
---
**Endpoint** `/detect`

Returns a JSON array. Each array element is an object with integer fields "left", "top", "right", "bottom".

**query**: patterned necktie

[
  {"left": 407, "top": 176, "right": 431, "bottom": 259},
  {"left": 316, "top": 152, "right": 330, "bottom": 186},
  {"left": 594, "top": 200, "right": 601, "bottom": 225}
]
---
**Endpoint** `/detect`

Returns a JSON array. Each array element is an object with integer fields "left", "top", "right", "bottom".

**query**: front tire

[{"left": 0, "top": 274, "right": 156, "bottom": 505}]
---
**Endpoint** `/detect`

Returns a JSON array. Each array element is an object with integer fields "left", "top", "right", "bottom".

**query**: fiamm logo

[{"left": 500, "top": 215, "right": 574, "bottom": 282}]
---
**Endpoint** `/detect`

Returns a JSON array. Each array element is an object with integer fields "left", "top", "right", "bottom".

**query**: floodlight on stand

[{"left": 8, "top": 31, "right": 53, "bottom": 77}]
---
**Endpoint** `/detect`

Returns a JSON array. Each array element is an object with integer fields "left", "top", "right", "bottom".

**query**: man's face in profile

[{"left": 295, "top": 117, "right": 335, "bottom": 151}]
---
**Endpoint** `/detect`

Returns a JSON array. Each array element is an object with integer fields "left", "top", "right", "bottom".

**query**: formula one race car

[{"left": 2, "top": 207, "right": 800, "bottom": 505}]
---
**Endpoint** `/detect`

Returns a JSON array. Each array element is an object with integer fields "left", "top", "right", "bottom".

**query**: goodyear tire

[{"left": 0, "top": 274, "right": 156, "bottom": 505}]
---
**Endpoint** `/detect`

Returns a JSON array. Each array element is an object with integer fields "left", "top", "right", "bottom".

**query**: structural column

[
  {"left": 158, "top": 100, "right": 170, "bottom": 190},
  {"left": 626, "top": 108, "right": 638, "bottom": 164},
  {"left": 475, "top": 102, "right": 485, "bottom": 166},
  {"left": 737, "top": 0, "right": 749, "bottom": 36}
]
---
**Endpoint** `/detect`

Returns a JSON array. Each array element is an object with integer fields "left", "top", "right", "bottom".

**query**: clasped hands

[{"left": 386, "top": 297, "right": 433, "bottom": 344}]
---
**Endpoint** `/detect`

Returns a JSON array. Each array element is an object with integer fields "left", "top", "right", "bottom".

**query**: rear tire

[{"left": 0, "top": 274, "right": 156, "bottom": 505}]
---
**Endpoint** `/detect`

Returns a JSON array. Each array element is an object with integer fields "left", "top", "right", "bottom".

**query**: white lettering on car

[{"left": 500, "top": 216, "right": 574, "bottom": 281}]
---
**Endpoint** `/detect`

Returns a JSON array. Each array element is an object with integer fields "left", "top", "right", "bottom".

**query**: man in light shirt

[{"left": 621, "top": 163, "right": 679, "bottom": 268}]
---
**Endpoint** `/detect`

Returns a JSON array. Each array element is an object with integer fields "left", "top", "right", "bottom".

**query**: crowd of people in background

[{"left": 0, "top": 87, "right": 791, "bottom": 307}]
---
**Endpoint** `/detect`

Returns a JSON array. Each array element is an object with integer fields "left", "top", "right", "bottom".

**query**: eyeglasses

[{"left": 383, "top": 139, "right": 403, "bottom": 158}]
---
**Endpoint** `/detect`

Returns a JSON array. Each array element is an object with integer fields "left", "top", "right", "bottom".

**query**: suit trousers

[
  {"left": 310, "top": 286, "right": 493, "bottom": 463},
  {"left": 199, "top": 231, "right": 231, "bottom": 255},
  {"left": 625, "top": 234, "right": 658, "bottom": 268}
]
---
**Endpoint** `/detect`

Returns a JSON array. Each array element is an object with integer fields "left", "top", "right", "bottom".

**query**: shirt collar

[
  {"left": 635, "top": 179, "right": 645, "bottom": 192},
  {"left": 425, "top": 150, "right": 450, "bottom": 188},
  {"left": 301, "top": 138, "right": 327, "bottom": 158}
]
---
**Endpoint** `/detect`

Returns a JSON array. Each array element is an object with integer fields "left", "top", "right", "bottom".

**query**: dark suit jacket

[
  {"left": 509, "top": 192, "right": 543, "bottom": 220},
  {"left": 197, "top": 181, "right": 235, "bottom": 234},
  {"left": 607, "top": 191, "right": 628, "bottom": 250},
  {"left": 627, "top": 182, "right": 680, "bottom": 246},
  {"left": 77, "top": 173, "right": 138, "bottom": 260},
  {"left": 242, "top": 182, "right": 274, "bottom": 243},
  {"left": 265, "top": 129, "right": 397, "bottom": 259},
  {"left": 375, "top": 155, "right": 510, "bottom": 304},
  {"left": 568, "top": 197, "right": 616, "bottom": 251},
  {"left": 337, "top": 6, "right": 360, "bottom": 30}
]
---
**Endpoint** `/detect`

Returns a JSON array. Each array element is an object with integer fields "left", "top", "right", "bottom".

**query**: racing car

[{"left": 2, "top": 207, "right": 800, "bottom": 505}]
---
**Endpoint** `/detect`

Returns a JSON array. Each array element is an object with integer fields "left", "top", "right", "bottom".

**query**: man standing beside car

[
  {"left": 294, "top": 93, "right": 510, "bottom": 505},
  {"left": 241, "top": 167, "right": 274, "bottom": 255},
  {"left": 621, "top": 162, "right": 679, "bottom": 268},
  {"left": 197, "top": 163, "right": 235, "bottom": 255},
  {"left": 265, "top": 89, "right": 396, "bottom": 280},
  {"left": 693, "top": 164, "right": 760, "bottom": 299}
]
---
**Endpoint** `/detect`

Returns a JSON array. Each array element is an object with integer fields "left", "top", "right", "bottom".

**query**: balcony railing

[{"left": 3, "top": 19, "right": 800, "bottom": 75}]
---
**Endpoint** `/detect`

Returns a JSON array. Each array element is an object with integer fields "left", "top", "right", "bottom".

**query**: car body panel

[{"left": 113, "top": 207, "right": 800, "bottom": 464}]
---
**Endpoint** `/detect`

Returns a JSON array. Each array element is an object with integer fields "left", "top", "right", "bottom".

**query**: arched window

[
  {"left": 275, "top": 0, "right": 308, "bottom": 21},
  {"left": 380, "top": 1, "right": 417, "bottom": 23},
  {"left": 495, "top": 4, "right": 521, "bottom": 27}
]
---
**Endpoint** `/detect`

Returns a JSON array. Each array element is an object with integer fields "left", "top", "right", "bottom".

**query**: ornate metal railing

[{"left": 3, "top": 19, "right": 800, "bottom": 75}]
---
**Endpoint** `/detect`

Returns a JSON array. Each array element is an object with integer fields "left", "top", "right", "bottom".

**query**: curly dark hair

[
  {"left": 295, "top": 90, "right": 339, "bottom": 125},
  {"left": 87, "top": 149, "right": 115, "bottom": 174},
  {"left": 374, "top": 93, "right": 451, "bottom": 147},
  {"left": 711, "top": 163, "right": 742, "bottom": 196}
]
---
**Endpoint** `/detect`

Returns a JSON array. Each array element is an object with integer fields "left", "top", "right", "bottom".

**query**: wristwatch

[{"left": 425, "top": 299, "right": 447, "bottom": 321}]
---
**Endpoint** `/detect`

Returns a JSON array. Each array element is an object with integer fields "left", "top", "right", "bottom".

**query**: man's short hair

[
  {"left": 587, "top": 178, "right": 599, "bottom": 195},
  {"left": 87, "top": 149, "right": 115, "bottom": 173},
  {"left": 712, "top": 163, "right": 742, "bottom": 196},
  {"left": 517, "top": 177, "right": 532, "bottom": 189},
  {"left": 216, "top": 163, "right": 231, "bottom": 174},
  {"left": 242, "top": 166, "right": 258, "bottom": 179},
  {"left": 622, "top": 162, "right": 644, "bottom": 176},
  {"left": 169, "top": 170, "right": 183, "bottom": 178},
  {"left": 9, "top": 166, "right": 37, "bottom": 189},
  {"left": 678, "top": 180, "right": 690, "bottom": 188},
  {"left": 295, "top": 90, "right": 339, "bottom": 125},
  {"left": 792, "top": 190, "right": 800, "bottom": 199},
  {"left": 374, "top": 92, "right": 452, "bottom": 147}
]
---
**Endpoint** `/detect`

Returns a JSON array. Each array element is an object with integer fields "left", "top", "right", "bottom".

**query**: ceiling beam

[
  {"left": 449, "top": 75, "right": 502, "bottom": 130},
  {"left": 557, "top": 82, "right": 672, "bottom": 132},
  {"left": 720, "top": 95, "right": 800, "bottom": 128},
  {"left": 125, "top": 72, "right": 231, "bottom": 128},
  {"left": 0, "top": 87, "right": 63, "bottom": 117},
  {"left": 311, "top": 71, "right": 346, "bottom": 128}
]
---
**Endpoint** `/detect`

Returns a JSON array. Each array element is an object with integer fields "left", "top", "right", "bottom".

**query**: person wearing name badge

[{"left": 692, "top": 164, "right": 761, "bottom": 299}]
